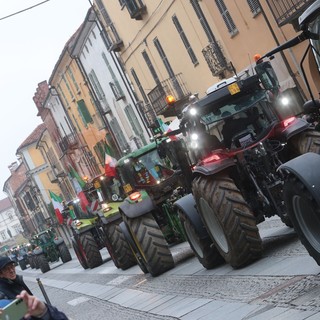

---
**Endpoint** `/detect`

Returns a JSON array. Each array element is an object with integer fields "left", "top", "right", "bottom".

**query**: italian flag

[
  {"left": 105, "top": 153, "right": 117, "bottom": 177},
  {"left": 49, "top": 190, "right": 64, "bottom": 224}
]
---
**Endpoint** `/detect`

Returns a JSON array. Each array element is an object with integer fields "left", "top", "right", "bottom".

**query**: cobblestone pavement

[{"left": 22, "top": 217, "right": 320, "bottom": 319}]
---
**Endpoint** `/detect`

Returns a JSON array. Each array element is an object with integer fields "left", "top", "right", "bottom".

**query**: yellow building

[{"left": 95, "top": 0, "right": 316, "bottom": 122}]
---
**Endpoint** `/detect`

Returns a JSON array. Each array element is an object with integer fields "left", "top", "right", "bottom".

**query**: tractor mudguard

[
  {"left": 119, "top": 193, "right": 155, "bottom": 219},
  {"left": 33, "top": 248, "right": 44, "bottom": 255},
  {"left": 174, "top": 193, "right": 209, "bottom": 239},
  {"left": 193, "top": 158, "right": 235, "bottom": 176},
  {"left": 53, "top": 237, "right": 64, "bottom": 246},
  {"left": 279, "top": 152, "right": 320, "bottom": 206},
  {"left": 277, "top": 117, "right": 310, "bottom": 140}
]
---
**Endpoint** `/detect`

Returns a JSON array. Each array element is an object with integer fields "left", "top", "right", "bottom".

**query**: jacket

[
  {"left": 29, "top": 304, "right": 69, "bottom": 320},
  {"left": 0, "top": 275, "right": 32, "bottom": 299}
]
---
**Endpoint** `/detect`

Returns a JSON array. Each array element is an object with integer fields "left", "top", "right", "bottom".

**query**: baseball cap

[{"left": 0, "top": 256, "right": 14, "bottom": 270}]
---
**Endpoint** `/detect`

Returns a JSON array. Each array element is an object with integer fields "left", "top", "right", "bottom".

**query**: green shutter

[{"left": 77, "top": 99, "right": 93, "bottom": 124}]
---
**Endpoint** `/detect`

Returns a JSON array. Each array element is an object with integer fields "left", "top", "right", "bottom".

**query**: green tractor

[
  {"left": 116, "top": 139, "right": 190, "bottom": 276},
  {"left": 63, "top": 200, "right": 105, "bottom": 270},
  {"left": 86, "top": 175, "right": 137, "bottom": 270},
  {"left": 30, "top": 228, "right": 72, "bottom": 273}
]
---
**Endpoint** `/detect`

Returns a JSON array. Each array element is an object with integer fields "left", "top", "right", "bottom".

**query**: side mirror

[{"left": 255, "top": 61, "right": 279, "bottom": 94}]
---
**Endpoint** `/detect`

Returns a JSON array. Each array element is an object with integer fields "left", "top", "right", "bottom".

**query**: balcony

[
  {"left": 58, "top": 134, "right": 79, "bottom": 153},
  {"left": 266, "top": 0, "right": 315, "bottom": 26},
  {"left": 147, "top": 73, "right": 190, "bottom": 117},
  {"left": 124, "top": 0, "right": 147, "bottom": 20},
  {"left": 202, "top": 41, "right": 229, "bottom": 78}
]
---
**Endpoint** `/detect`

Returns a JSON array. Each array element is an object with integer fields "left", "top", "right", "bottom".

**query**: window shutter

[{"left": 77, "top": 99, "right": 93, "bottom": 125}]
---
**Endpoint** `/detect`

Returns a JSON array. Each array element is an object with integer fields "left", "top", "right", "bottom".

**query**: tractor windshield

[
  {"left": 119, "top": 149, "right": 175, "bottom": 188},
  {"left": 185, "top": 90, "right": 278, "bottom": 154}
]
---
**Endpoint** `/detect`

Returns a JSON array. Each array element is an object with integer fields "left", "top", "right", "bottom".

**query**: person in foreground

[
  {"left": 17, "top": 290, "right": 69, "bottom": 320},
  {"left": 0, "top": 256, "right": 32, "bottom": 299}
]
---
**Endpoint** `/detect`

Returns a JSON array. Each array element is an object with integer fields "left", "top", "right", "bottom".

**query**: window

[
  {"left": 153, "top": 38, "right": 175, "bottom": 78},
  {"left": 110, "top": 82, "right": 124, "bottom": 100},
  {"left": 131, "top": 68, "right": 148, "bottom": 103},
  {"left": 102, "top": 52, "right": 124, "bottom": 97},
  {"left": 142, "top": 50, "right": 161, "bottom": 85},
  {"left": 124, "top": 0, "right": 146, "bottom": 20},
  {"left": 77, "top": 99, "right": 93, "bottom": 125},
  {"left": 124, "top": 104, "right": 147, "bottom": 144},
  {"left": 215, "top": 0, "right": 238, "bottom": 35},
  {"left": 88, "top": 70, "right": 105, "bottom": 101},
  {"left": 172, "top": 15, "right": 198, "bottom": 65},
  {"left": 0, "top": 231, "right": 6, "bottom": 241},
  {"left": 247, "top": 0, "right": 261, "bottom": 16},
  {"left": 110, "top": 117, "right": 129, "bottom": 152},
  {"left": 7, "top": 210, "right": 13, "bottom": 220},
  {"left": 67, "top": 67, "right": 80, "bottom": 92},
  {"left": 62, "top": 75, "right": 75, "bottom": 100}
]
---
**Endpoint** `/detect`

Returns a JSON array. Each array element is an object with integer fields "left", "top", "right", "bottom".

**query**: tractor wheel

[
  {"left": 289, "top": 129, "right": 320, "bottom": 155},
  {"left": 28, "top": 256, "right": 35, "bottom": 269},
  {"left": 283, "top": 175, "right": 320, "bottom": 265},
  {"left": 124, "top": 213, "right": 174, "bottom": 276},
  {"left": 178, "top": 210, "right": 224, "bottom": 269},
  {"left": 18, "top": 259, "right": 27, "bottom": 271},
  {"left": 34, "top": 255, "right": 40, "bottom": 269},
  {"left": 37, "top": 254, "right": 50, "bottom": 273},
  {"left": 72, "top": 239, "right": 88, "bottom": 270},
  {"left": 192, "top": 174, "right": 263, "bottom": 268},
  {"left": 58, "top": 243, "right": 72, "bottom": 263},
  {"left": 79, "top": 232, "right": 103, "bottom": 269},
  {"left": 104, "top": 223, "right": 136, "bottom": 270}
]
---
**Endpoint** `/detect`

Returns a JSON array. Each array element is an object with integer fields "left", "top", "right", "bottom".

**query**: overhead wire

[{"left": 0, "top": 0, "right": 50, "bottom": 21}]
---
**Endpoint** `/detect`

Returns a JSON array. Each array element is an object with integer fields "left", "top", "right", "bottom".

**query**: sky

[{"left": 0, "top": 0, "right": 91, "bottom": 199}]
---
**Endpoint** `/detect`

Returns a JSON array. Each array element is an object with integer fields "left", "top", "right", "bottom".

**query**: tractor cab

[{"left": 116, "top": 140, "right": 181, "bottom": 202}]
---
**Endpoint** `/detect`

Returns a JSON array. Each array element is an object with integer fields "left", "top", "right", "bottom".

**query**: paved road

[{"left": 21, "top": 217, "right": 320, "bottom": 319}]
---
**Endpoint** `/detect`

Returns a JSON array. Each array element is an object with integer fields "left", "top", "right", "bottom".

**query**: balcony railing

[
  {"left": 58, "top": 134, "right": 78, "bottom": 153},
  {"left": 202, "top": 41, "right": 229, "bottom": 78},
  {"left": 147, "top": 73, "right": 190, "bottom": 116},
  {"left": 266, "top": 0, "right": 315, "bottom": 26}
]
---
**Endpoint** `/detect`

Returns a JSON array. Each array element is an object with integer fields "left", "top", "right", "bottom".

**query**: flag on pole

[
  {"left": 68, "top": 165, "right": 89, "bottom": 213},
  {"left": 49, "top": 190, "right": 64, "bottom": 224},
  {"left": 105, "top": 153, "right": 117, "bottom": 177}
]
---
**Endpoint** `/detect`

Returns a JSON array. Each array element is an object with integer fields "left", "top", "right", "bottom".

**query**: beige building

[{"left": 95, "top": 0, "right": 316, "bottom": 124}]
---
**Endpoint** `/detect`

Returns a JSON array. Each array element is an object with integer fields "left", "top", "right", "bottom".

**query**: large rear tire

[
  {"left": 193, "top": 174, "right": 263, "bottom": 268},
  {"left": 178, "top": 210, "right": 224, "bottom": 269},
  {"left": 37, "top": 254, "right": 50, "bottom": 273},
  {"left": 104, "top": 223, "right": 136, "bottom": 270},
  {"left": 79, "top": 232, "right": 103, "bottom": 269},
  {"left": 283, "top": 175, "right": 320, "bottom": 265},
  {"left": 124, "top": 213, "right": 174, "bottom": 276},
  {"left": 58, "top": 243, "right": 72, "bottom": 263}
]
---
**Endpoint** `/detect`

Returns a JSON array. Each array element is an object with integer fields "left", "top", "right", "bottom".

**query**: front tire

[
  {"left": 124, "top": 213, "right": 174, "bottom": 276},
  {"left": 178, "top": 210, "right": 224, "bottom": 269},
  {"left": 79, "top": 232, "right": 103, "bottom": 269},
  {"left": 72, "top": 239, "right": 88, "bottom": 269},
  {"left": 58, "top": 243, "right": 72, "bottom": 263},
  {"left": 104, "top": 223, "right": 136, "bottom": 270},
  {"left": 37, "top": 254, "right": 50, "bottom": 273},
  {"left": 193, "top": 174, "right": 263, "bottom": 268},
  {"left": 283, "top": 175, "right": 320, "bottom": 265}
]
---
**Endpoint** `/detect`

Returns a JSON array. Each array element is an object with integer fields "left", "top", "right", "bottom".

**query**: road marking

[
  {"left": 107, "top": 275, "right": 132, "bottom": 285},
  {"left": 67, "top": 296, "right": 90, "bottom": 306}
]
